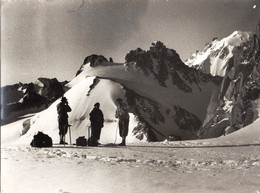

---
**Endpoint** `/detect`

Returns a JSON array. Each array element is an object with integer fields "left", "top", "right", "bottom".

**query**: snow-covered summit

[{"left": 185, "top": 31, "right": 254, "bottom": 76}]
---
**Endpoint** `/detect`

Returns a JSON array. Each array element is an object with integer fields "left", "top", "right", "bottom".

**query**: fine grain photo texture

[{"left": 1, "top": 0, "right": 260, "bottom": 193}]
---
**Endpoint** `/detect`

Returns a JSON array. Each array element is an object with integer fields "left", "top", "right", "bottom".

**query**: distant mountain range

[{"left": 1, "top": 78, "right": 68, "bottom": 125}]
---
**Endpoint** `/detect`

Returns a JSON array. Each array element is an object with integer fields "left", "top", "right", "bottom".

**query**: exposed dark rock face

[
  {"left": 1, "top": 78, "right": 67, "bottom": 125},
  {"left": 124, "top": 87, "right": 164, "bottom": 141},
  {"left": 132, "top": 122, "right": 158, "bottom": 142},
  {"left": 125, "top": 41, "right": 221, "bottom": 91},
  {"left": 86, "top": 77, "right": 100, "bottom": 96},
  {"left": 21, "top": 118, "right": 31, "bottom": 135},
  {"left": 123, "top": 86, "right": 204, "bottom": 141},
  {"left": 76, "top": 54, "right": 108, "bottom": 76},
  {"left": 116, "top": 42, "right": 221, "bottom": 141},
  {"left": 1, "top": 83, "right": 24, "bottom": 105},
  {"left": 35, "top": 78, "right": 67, "bottom": 101},
  {"left": 198, "top": 33, "right": 260, "bottom": 138},
  {"left": 172, "top": 105, "right": 202, "bottom": 134}
]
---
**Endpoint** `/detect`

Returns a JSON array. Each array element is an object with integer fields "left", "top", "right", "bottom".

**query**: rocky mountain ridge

[
  {"left": 125, "top": 41, "right": 222, "bottom": 91},
  {"left": 1, "top": 78, "right": 68, "bottom": 125}
]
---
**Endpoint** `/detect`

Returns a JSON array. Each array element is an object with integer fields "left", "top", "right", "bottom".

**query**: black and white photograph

[{"left": 1, "top": 0, "right": 260, "bottom": 192}]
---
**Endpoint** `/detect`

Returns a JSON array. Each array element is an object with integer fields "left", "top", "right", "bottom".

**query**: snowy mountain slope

[
  {"left": 68, "top": 42, "right": 221, "bottom": 140},
  {"left": 1, "top": 77, "right": 142, "bottom": 145},
  {"left": 185, "top": 31, "right": 255, "bottom": 77}
]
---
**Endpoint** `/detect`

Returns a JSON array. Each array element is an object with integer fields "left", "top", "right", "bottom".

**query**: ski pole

[
  {"left": 88, "top": 126, "right": 91, "bottom": 139},
  {"left": 114, "top": 123, "right": 118, "bottom": 144},
  {"left": 68, "top": 124, "right": 72, "bottom": 145}
]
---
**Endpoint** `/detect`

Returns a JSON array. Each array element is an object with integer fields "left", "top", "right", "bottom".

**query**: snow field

[{"left": 2, "top": 143, "right": 260, "bottom": 193}]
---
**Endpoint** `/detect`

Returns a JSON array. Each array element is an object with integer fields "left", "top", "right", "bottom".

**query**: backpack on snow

[
  {"left": 30, "top": 131, "right": 53, "bottom": 147},
  {"left": 76, "top": 136, "right": 87, "bottom": 146}
]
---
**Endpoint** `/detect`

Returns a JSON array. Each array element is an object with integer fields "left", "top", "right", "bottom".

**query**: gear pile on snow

[
  {"left": 30, "top": 131, "right": 53, "bottom": 148},
  {"left": 76, "top": 136, "right": 87, "bottom": 146}
]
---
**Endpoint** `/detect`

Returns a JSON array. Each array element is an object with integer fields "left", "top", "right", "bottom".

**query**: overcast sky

[{"left": 2, "top": 0, "right": 260, "bottom": 86}]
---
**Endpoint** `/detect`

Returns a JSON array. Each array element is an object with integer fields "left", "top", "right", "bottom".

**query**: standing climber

[
  {"left": 89, "top": 103, "right": 104, "bottom": 146},
  {"left": 57, "top": 97, "right": 71, "bottom": 144},
  {"left": 115, "top": 98, "right": 130, "bottom": 146}
]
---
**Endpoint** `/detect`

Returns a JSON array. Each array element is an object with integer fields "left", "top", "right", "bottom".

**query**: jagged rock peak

[
  {"left": 83, "top": 54, "right": 108, "bottom": 66},
  {"left": 125, "top": 41, "right": 179, "bottom": 63},
  {"left": 76, "top": 54, "right": 108, "bottom": 76},
  {"left": 34, "top": 77, "right": 66, "bottom": 98},
  {"left": 125, "top": 41, "right": 221, "bottom": 91},
  {"left": 125, "top": 41, "right": 183, "bottom": 87},
  {"left": 36, "top": 77, "right": 60, "bottom": 87}
]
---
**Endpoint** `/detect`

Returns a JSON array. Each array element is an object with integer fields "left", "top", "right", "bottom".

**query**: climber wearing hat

[
  {"left": 57, "top": 96, "right": 71, "bottom": 144},
  {"left": 115, "top": 98, "right": 129, "bottom": 146},
  {"left": 89, "top": 103, "right": 104, "bottom": 146}
]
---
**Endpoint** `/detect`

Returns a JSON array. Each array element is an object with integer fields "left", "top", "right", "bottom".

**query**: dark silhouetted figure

[
  {"left": 89, "top": 103, "right": 104, "bottom": 145},
  {"left": 109, "top": 57, "right": 113, "bottom": 63},
  {"left": 115, "top": 98, "right": 129, "bottom": 146},
  {"left": 57, "top": 97, "right": 71, "bottom": 144}
]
